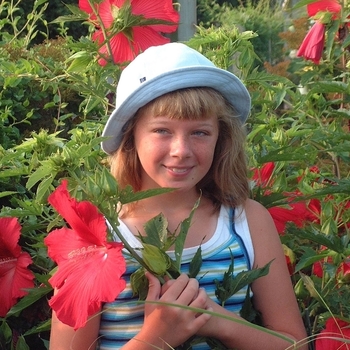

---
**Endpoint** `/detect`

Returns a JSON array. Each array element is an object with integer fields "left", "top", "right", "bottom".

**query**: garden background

[{"left": 0, "top": 0, "right": 349, "bottom": 349}]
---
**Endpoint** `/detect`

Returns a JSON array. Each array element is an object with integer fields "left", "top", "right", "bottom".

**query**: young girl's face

[{"left": 134, "top": 112, "right": 219, "bottom": 193}]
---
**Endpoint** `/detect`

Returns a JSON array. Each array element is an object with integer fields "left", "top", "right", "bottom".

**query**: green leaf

[
  {"left": 295, "top": 247, "right": 330, "bottom": 272},
  {"left": 7, "top": 286, "right": 52, "bottom": 317},
  {"left": 142, "top": 213, "right": 169, "bottom": 248},
  {"left": 67, "top": 53, "right": 94, "bottom": 73},
  {"left": 26, "top": 165, "right": 54, "bottom": 190},
  {"left": 174, "top": 197, "right": 200, "bottom": 270},
  {"left": 215, "top": 258, "right": 272, "bottom": 306},
  {"left": 15, "top": 336, "right": 30, "bottom": 350},
  {"left": 130, "top": 268, "right": 149, "bottom": 300},
  {"left": 288, "top": 225, "right": 345, "bottom": 254},
  {"left": 36, "top": 174, "right": 56, "bottom": 203},
  {"left": 141, "top": 244, "right": 172, "bottom": 275},
  {"left": 0, "top": 191, "right": 17, "bottom": 198},
  {"left": 188, "top": 246, "right": 203, "bottom": 278},
  {"left": 24, "top": 319, "right": 51, "bottom": 335},
  {"left": 0, "top": 321, "right": 12, "bottom": 345},
  {"left": 239, "top": 286, "right": 261, "bottom": 323},
  {"left": 119, "top": 185, "right": 175, "bottom": 204}
]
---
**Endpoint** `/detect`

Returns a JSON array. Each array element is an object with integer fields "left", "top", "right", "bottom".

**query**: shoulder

[
  {"left": 243, "top": 198, "right": 276, "bottom": 232},
  {"left": 243, "top": 199, "right": 283, "bottom": 268}
]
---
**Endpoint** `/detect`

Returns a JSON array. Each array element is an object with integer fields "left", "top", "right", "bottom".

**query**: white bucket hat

[{"left": 101, "top": 42, "right": 251, "bottom": 155}]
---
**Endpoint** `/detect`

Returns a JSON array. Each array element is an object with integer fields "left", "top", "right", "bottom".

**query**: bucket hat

[{"left": 101, "top": 42, "right": 251, "bottom": 154}]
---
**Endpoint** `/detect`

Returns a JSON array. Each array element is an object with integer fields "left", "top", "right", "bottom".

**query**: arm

[
  {"left": 196, "top": 199, "right": 308, "bottom": 350},
  {"left": 49, "top": 303, "right": 101, "bottom": 350}
]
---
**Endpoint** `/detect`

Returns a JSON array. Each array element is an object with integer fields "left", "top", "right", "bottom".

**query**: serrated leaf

[
  {"left": 215, "top": 259, "right": 272, "bottom": 305},
  {"left": 142, "top": 213, "right": 168, "bottom": 248},
  {"left": 174, "top": 197, "right": 200, "bottom": 269},
  {"left": 288, "top": 225, "right": 345, "bottom": 253},
  {"left": 189, "top": 246, "right": 202, "bottom": 278}
]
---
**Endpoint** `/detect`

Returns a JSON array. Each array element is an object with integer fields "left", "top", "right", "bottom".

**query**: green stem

[{"left": 87, "top": 0, "right": 115, "bottom": 63}]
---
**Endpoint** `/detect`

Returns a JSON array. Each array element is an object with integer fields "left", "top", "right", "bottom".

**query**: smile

[{"left": 167, "top": 167, "right": 192, "bottom": 174}]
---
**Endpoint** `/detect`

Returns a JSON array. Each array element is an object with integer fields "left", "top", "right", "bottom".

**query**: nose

[{"left": 169, "top": 135, "right": 192, "bottom": 159}]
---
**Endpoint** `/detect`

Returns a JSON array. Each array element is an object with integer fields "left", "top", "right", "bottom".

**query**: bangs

[{"left": 137, "top": 87, "right": 235, "bottom": 120}]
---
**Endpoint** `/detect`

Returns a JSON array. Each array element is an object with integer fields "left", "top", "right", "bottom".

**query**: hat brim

[{"left": 101, "top": 66, "right": 251, "bottom": 155}]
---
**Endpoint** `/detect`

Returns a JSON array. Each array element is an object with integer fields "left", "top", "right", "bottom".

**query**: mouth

[{"left": 165, "top": 166, "right": 192, "bottom": 174}]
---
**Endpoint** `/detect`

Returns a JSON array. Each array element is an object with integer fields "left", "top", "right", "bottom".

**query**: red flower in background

[
  {"left": 251, "top": 162, "right": 316, "bottom": 235},
  {"left": 337, "top": 260, "right": 350, "bottom": 284},
  {"left": 315, "top": 317, "right": 350, "bottom": 349},
  {"left": 297, "top": 21, "right": 326, "bottom": 64},
  {"left": 0, "top": 217, "right": 34, "bottom": 317},
  {"left": 251, "top": 161, "right": 275, "bottom": 188},
  {"left": 44, "top": 180, "right": 126, "bottom": 329},
  {"left": 297, "top": 0, "right": 342, "bottom": 64},
  {"left": 79, "top": 0, "right": 179, "bottom": 65}
]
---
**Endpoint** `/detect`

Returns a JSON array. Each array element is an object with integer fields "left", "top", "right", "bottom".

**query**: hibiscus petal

[
  {"left": 132, "top": 0, "right": 179, "bottom": 32},
  {"left": 315, "top": 317, "right": 350, "bottom": 350},
  {"left": 251, "top": 162, "right": 275, "bottom": 187},
  {"left": 48, "top": 180, "right": 107, "bottom": 245},
  {"left": 108, "top": 32, "right": 137, "bottom": 64},
  {"left": 45, "top": 227, "right": 96, "bottom": 265},
  {"left": 132, "top": 26, "right": 171, "bottom": 52},
  {"left": 307, "top": 0, "right": 341, "bottom": 17},
  {"left": 0, "top": 217, "right": 21, "bottom": 257},
  {"left": 269, "top": 203, "right": 308, "bottom": 234},
  {"left": 0, "top": 252, "right": 34, "bottom": 317},
  {"left": 297, "top": 21, "right": 325, "bottom": 64},
  {"left": 96, "top": 0, "right": 115, "bottom": 28},
  {"left": 48, "top": 243, "right": 126, "bottom": 329}
]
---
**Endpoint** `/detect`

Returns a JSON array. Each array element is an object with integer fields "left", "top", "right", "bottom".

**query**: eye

[
  {"left": 192, "top": 130, "right": 208, "bottom": 136},
  {"left": 154, "top": 128, "right": 169, "bottom": 134}
]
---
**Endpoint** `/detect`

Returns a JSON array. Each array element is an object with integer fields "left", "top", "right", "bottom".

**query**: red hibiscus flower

[
  {"left": 315, "top": 317, "right": 350, "bottom": 349},
  {"left": 44, "top": 180, "right": 126, "bottom": 329},
  {"left": 297, "top": 0, "right": 342, "bottom": 64},
  {"left": 0, "top": 217, "right": 34, "bottom": 317},
  {"left": 251, "top": 161, "right": 275, "bottom": 188},
  {"left": 251, "top": 162, "right": 316, "bottom": 234},
  {"left": 337, "top": 260, "right": 350, "bottom": 284},
  {"left": 79, "top": 0, "right": 179, "bottom": 66}
]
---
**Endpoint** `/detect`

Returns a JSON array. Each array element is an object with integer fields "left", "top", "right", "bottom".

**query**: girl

[{"left": 49, "top": 43, "right": 307, "bottom": 350}]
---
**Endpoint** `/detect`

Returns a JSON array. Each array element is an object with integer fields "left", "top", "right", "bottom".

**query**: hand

[{"left": 138, "top": 273, "right": 212, "bottom": 348}]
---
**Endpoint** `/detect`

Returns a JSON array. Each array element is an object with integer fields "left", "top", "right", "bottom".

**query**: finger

[
  {"left": 161, "top": 274, "right": 190, "bottom": 300},
  {"left": 145, "top": 271, "right": 161, "bottom": 301},
  {"left": 161, "top": 278, "right": 176, "bottom": 295},
  {"left": 191, "top": 288, "right": 209, "bottom": 317}
]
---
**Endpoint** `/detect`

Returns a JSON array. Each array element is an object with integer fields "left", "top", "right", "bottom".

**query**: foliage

[
  {"left": 0, "top": 0, "right": 350, "bottom": 349},
  {"left": 197, "top": 0, "right": 287, "bottom": 68}
]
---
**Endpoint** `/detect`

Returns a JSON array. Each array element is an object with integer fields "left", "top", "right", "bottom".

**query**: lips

[{"left": 165, "top": 166, "right": 193, "bottom": 174}]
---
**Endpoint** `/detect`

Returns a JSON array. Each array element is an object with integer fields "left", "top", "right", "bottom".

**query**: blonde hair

[{"left": 109, "top": 87, "right": 249, "bottom": 210}]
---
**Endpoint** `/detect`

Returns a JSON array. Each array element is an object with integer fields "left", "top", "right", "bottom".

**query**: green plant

[{"left": 1, "top": 0, "right": 350, "bottom": 349}]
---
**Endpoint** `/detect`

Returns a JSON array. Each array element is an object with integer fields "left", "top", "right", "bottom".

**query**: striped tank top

[{"left": 98, "top": 206, "right": 254, "bottom": 349}]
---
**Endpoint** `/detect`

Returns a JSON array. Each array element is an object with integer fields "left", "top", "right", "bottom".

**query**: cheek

[{"left": 136, "top": 139, "right": 164, "bottom": 162}]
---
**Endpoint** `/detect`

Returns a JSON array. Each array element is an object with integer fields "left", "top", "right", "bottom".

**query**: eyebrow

[{"left": 147, "top": 120, "right": 216, "bottom": 128}]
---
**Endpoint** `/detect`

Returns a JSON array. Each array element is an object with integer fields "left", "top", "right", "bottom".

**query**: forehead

[{"left": 136, "top": 88, "right": 228, "bottom": 121}]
